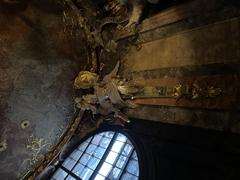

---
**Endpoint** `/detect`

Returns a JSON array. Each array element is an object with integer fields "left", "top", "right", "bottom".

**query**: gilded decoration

[
  {"left": 20, "top": 120, "right": 31, "bottom": 129},
  {"left": 0, "top": 141, "right": 7, "bottom": 152},
  {"left": 173, "top": 83, "right": 222, "bottom": 100},
  {"left": 25, "top": 135, "right": 51, "bottom": 167},
  {"left": 74, "top": 71, "right": 99, "bottom": 89}
]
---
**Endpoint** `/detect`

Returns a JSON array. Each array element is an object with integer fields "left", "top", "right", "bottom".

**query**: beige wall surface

[{"left": 124, "top": 17, "right": 240, "bottom": 72}]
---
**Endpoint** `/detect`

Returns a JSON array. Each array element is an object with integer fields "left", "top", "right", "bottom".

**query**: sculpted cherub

[{"left": 74, "top": 61, "right": 140, "bottom": 124}]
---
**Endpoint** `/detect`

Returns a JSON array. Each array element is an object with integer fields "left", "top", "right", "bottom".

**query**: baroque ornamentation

[
  {"left": 25, "top": 135, "right": 51, "bottom": 167},
  {"left": 173, "top": 83, "right": 222, "bottom": 100},
  {"left": 20, "top": 120, "right": 31, "bottom": 129}
]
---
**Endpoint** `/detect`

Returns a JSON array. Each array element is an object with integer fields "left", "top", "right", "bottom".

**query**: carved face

[{"left": 74, "top": 71, "right": 99, "bottom": 89}]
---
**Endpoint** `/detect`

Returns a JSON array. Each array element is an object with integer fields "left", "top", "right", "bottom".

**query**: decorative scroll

[
  {"left": 173, "top": 83, "right": 222, "bottom": 99},
  {"left": 130, "top": 83, "right": 222, "bottom": 100},
  {"left": 20, "top": 135, "right": 51, "bottom": 170}
]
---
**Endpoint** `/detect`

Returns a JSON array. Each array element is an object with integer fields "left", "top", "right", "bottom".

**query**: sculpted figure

[{"left": 74, "top": 61, "right": 140, "bottom": 123}]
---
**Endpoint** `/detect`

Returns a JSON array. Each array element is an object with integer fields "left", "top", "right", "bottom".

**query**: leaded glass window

[{"left": 51, "top": 131, "right": 140, "bottom": 180}]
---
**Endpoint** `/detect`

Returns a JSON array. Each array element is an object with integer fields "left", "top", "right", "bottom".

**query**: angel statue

[{"left": 74, "top": 61, "right": 141, "bottom": 124}]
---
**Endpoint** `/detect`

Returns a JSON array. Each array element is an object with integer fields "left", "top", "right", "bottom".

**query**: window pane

[
  {"left": 104, "top": 131, "right": 115, "bottom": 138},
  {"left": 78, "top": 142, "right": 89, "bottom": 151},
  {"left": 105, "top": 151, "right": 118, "bottom": 165},
  {"left": 52, "top": 168, "right": 68, "bottom": 180},
  {"left": 70, "top": 149, "right": 83, "bottom": 161},
  {"left": 65, "top": 175, "right": 76, "bottom": 180},
  {"left": 86, "top": 144, "right": 97, "bottom": 155},
  {"left": 116, "top": 155, "right": 127, "bottom": 168},
  {"left": 132, "top": 151, "right": 138, "bottom": 160},
  {"left": 109, "top": 167, "right": 121, "bottom": 179},
  {"left": 98, "top": 132, "right": 105, "bottom": 136},
  {"left": 100, "top": 137, "right": 111, "bottom": 148},
  {"left": 85, "top": 137, "right": 92, "bottom": 143},
  {"left": 126, "top": 159, "right": 139, "bottom": 176},
  {"left": 79, "top": 167, "right": 93, "bottom": 180},
  {"left": 92, "top": 135, "right": 102, "bottom": 145},
  {"left": 116, "top": 133, "right": 127, "bottom": 142},
  {"left": 98, "top": 162, "right": 112, "bottom": 177},
  {"left": 62, "top": 158, "right": 77, "bottom": 170},
  {"left": 87, "top": 157, "right": 100, "bottom": 170},
  {"left": 122, "top": 144, "right": 133, "bottom": 156},
  {"left": 95, "top": 174, "right": 105, "bottom": 180},
  {"left": 121, "top": 172, "right": 138, "bottom": 180},
  {"left": 72, "top": 163, "right": 85, "bottom": 177},
  {"left": 80, "top": 153, "right": 91, "bottom": 165},
  {"left": 111, "top": 141, "right": 124, "bottom": 153},
  {"left": 93, "top": 146, "right": 106, "bottom": 158}
]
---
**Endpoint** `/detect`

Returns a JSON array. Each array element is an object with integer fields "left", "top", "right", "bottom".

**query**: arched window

[{"left": 51, "top": 130, "right": 140, "bottom": 180}]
